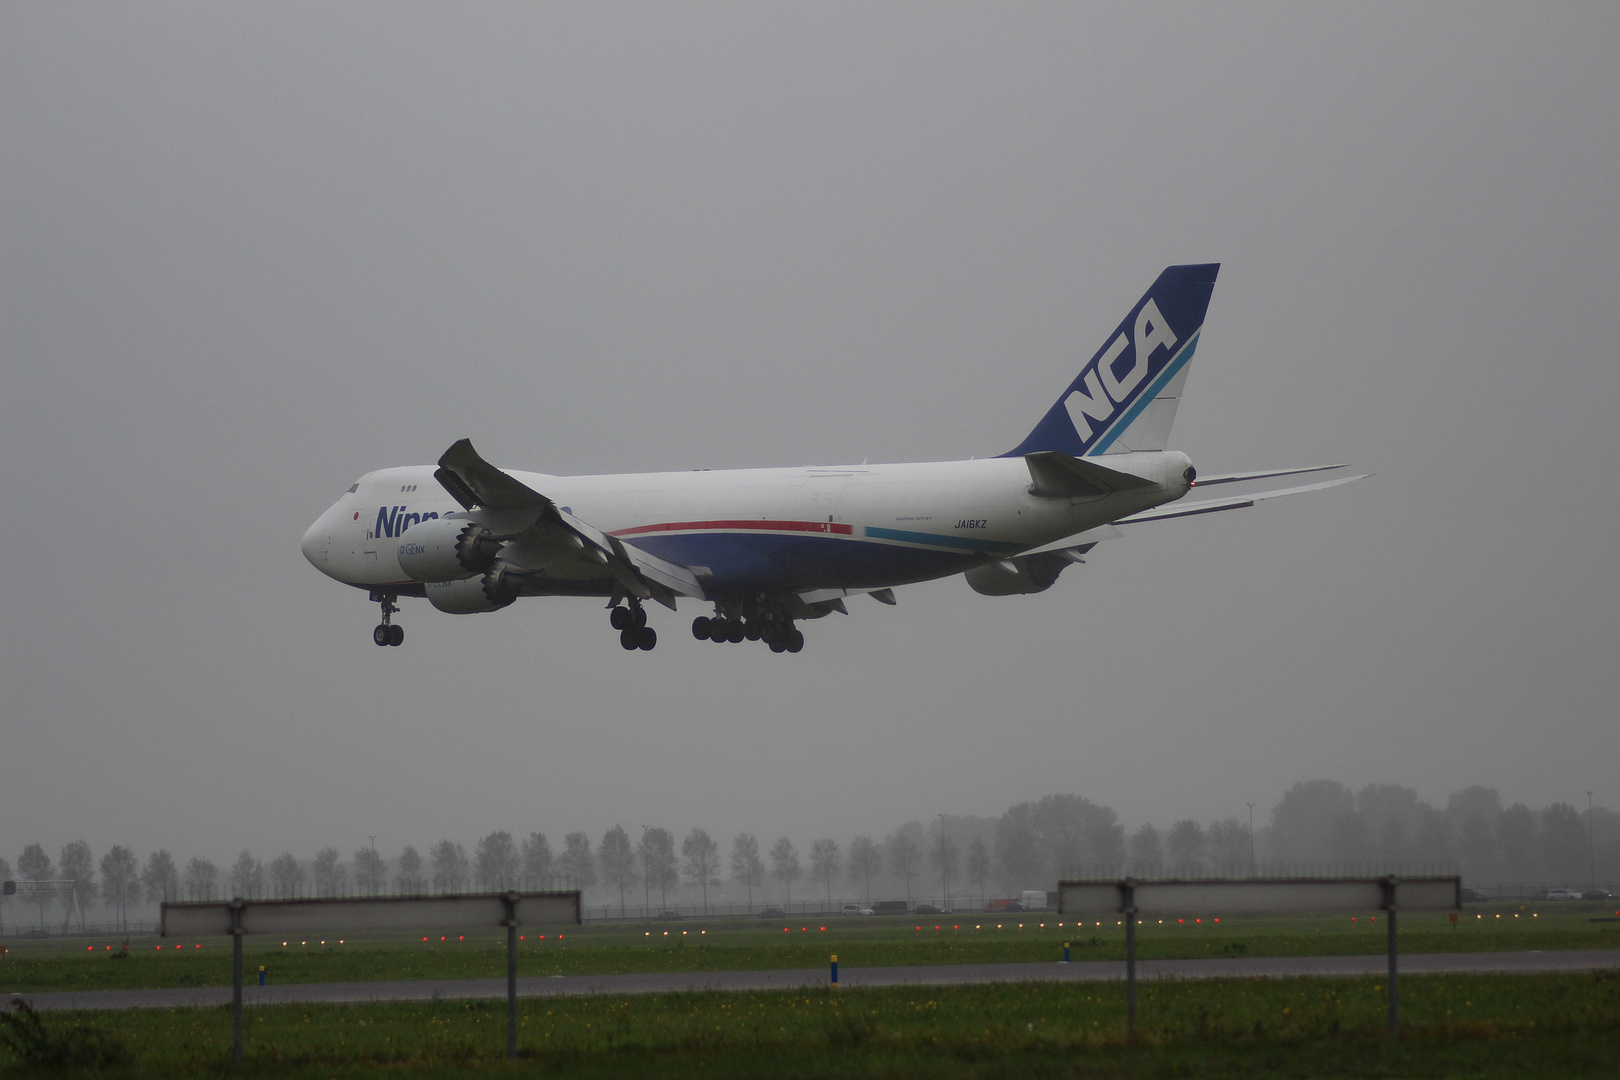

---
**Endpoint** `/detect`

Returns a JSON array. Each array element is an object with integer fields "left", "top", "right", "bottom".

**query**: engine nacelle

[
  {"left": 964, "top": 553, "right": 1074, "bottom": 596},
  {"left": 397, "top": 517, "right": 504, "bottom": 583},
  {"left": 423, "top": 574, "right": 517, "bottom": 614}
]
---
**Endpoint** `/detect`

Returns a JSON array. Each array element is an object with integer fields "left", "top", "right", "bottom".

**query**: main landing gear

[
  {"left": 609, "top": 602, "right": 657, "bottom": 651},
  {"left": 691, "top": 613, "right": 803, "bottom": 653},
  {"left": 372, "top": 593, "right": 404, "bottom": 647}
]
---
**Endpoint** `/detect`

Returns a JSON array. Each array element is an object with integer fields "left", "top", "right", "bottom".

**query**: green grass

[
  {"left": 3, "top": 904, "right": 1616, "bottom": 994},
  {"left": 3, "top": 971, "right": 1619, "bottom": 1077}
]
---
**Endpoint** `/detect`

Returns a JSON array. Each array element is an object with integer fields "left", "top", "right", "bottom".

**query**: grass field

[
  {"left": 3, "top": 970, "right": 1618, "bottom": 1078},
  {"left": 3, "top": 904, "right": 1617, "bottom": 994}
]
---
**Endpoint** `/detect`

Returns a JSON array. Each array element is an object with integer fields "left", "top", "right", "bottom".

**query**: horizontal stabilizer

[
  {"left": 1025, "top": 451, "right": 1157, "bottom": 498},
  {"left": 1116, "top": 473, "right": 1368, "bottom": 525},
  {"left": 1192, "top": 464, "right": 1347, "bottom": 488}
]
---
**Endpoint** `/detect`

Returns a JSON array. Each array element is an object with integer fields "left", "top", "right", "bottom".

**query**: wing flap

[
  {"left": 434, "top": 439, "right": 705, "bottom": 606},
  {"left": 1116, "top": 473, "right": 1368, "bottom": 524}
]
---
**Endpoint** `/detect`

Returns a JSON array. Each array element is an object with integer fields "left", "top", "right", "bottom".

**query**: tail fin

[{"left": 1003, "top": 263, "right": 1219, "bottom": 458}]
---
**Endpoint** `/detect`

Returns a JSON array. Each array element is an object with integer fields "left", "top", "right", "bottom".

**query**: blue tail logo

[{"left": 1004, "top": 263, "right": 1219, "bottom": 458}]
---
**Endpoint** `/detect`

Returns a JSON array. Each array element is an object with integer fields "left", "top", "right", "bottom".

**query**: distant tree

[
  {"left": 993, "top": 806, "right": 1040, "bottom": 889},
  {"left": 1166, "top": 821, "right": 1206, "bottom": 875},
  {"left": 846, "top": 836, "right": 881, "bottom": 903},
  {"left": 769, "top": 837, "right": 801, "bottom": 906},
  {"left": 1329, "top": 813, "right": 1370, "bottom": 865},
  {"left": 269, "top": 853, "right": 305, "bottom": 897},
  {"left": 729, "top": 833, "right": 765, "bottom": 908},
  {"left": 0, "top": 856, "right": 10, "bottom": 935},
  {"left": 1541, "top": 803, "right": 1587, "bottom": 884},
  {"left": 1376, "top": 817, "right": 1412, "bottom": 868},
  {"left": 595, "top": 828, "right": 633, "bottom": 913},
  {"left": 229, "top": 851, "right": 264, "bottom": 898},
  {"left": 353, "top": 846, "right": 387, "bottom": 895},
  {"left": 681, "top": 829, "right": 721, "bottom": 912},
  {"left": 99, "top": 846, "right": 140, "bottom": 930},
  {"left": 1498, "top": 803, "right": 1537, "bottom": 881},
  {"left": 141, "top": 850, "right": 180, "bottom": 905},
  {"left": 1413, "top": 806, "right": 1451, "bottom": 865},
  {"left": 395, "top": 846, "right": 424, "bottom": 893},
  {"left": 428, "top": 841, "right": 468, "bottom": 893},
  {"left": 18, "top": 844, "right": 54, "bottom": 929},
  {"left": 887, "top": 834, "right": 920, "bottom": 903},
  {"left": 1128, "top": 825, "right": 1163, "bottom": 876},
  {"left": 965, "top": 837, "right": 991, "bottom": 903},
  {"left": 928, "top": 829, "right": 957, "bottom": 905},
  {"left": 184, "top": 856, "right": 218, "bottom": 901},
  {"left": 1456, "top": 812, "right": 1498, "bottom": 883},
  {"left": 475, "top": 831, "right": 519, "bottom": 890},
  {"left": 640, "top": 828, "right": 678, "bottom": 910},
  {"left": 521, "top": 833, "right": 554, "bottom": 889},
  {"left": 1269, "top": 781, "right": 1355, "bottom": 866},
  {"left": 314, "top": 847, "right": 349, "bottom": 895},
  {"left": 559, "top": 831, "right": 599, "bottom": 894},
  {"left": 1206, "top": 818, "right": 1250, "bottom": 875},
  {"left": 809, "top": 839, "right": 840, "bottom": 908},
  {"left": 58, "top": 841, "right": 95, "bottom": 930}
]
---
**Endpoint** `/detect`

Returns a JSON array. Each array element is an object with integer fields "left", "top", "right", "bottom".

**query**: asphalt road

[{"left": 15, "top": 950, "right": 1619, "bottom": 1012}]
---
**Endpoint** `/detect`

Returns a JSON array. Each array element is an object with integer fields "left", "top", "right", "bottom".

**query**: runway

[{"left": 16, "top": 949, "right": 1618, "bottom": 1012}]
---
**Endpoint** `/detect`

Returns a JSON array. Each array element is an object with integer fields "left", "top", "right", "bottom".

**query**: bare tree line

[{"left": 4, "top": 783, "right": 1614, "bottom": 931}]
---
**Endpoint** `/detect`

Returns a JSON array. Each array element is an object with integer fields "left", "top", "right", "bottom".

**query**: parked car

[
  {"left": 1460, "top": 887, "right": 1489, "bottom": 903},
  {"left": 654, "top": 910, "right": 683, "bottom": 921},
  {"left": 1536, "top": 888, "right": 1582, "bottom": 901},
  {"left": 1001, "top": 901, "right": 1027, "bottom": 913},
  {"left": 757, "top": 906, "right": 785, "bottom": 919},
  {"left": 1582, "top": 889, "right": 1613, "bottom": 901},
  {"left": 913, "top": 904, "right": 952, "bottom": 916},
  {"left": 840, "top": 904, "right": 874, "bottom": 916},
  {"left": 870, "top": 900, "right": 908, "bottom": 916}
]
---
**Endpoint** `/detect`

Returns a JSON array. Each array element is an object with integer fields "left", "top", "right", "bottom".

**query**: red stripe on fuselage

[{"left": 612, "top": 519, "right": 853, "bottom": 538}]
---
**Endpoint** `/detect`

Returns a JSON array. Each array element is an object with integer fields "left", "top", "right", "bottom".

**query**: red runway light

[
  {"left": 194, "top": 944, "right": 200, "bottom": 949},
  {"left": 88, "top": 946, "right": 93, "bottom": 951}
]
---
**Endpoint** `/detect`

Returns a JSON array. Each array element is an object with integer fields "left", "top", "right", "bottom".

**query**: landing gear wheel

[
  {"left": 632, "top": 606, "right": 648, "bottom": 630},
  {"left": 726, "top": 620, "right": 746, "bottom": 644},
  {"left": 373, "top": 625, "right": 390, "bottom": 647},
  {"left": 620, "top": 628, "right": 640, "bottom": 650},
  {"left": 768, "top": 639, "right": 786, "bottom": 653},
  {"left": 708, "top": 620, "right": 730, "bottom": 643},
  {"left": 387, "top": 624, "right": 404, "bottom": 646},
  {"left": 610, "top": 607, "right": 633, "bottom": 630},
  {"left": 744, "top": 622, "right": 762, "bottom": 641},
  {"left": 786, "top": 628, "right": 804, "bottom": 653},
  {"left": 638, "top": 626, "right": 657, "bottom": 651},
  {"left": 691, "top": 616, "right": 711, "bottom": 639}
]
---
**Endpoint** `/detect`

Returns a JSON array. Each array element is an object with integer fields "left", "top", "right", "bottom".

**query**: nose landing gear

[
  {"left": 609, "top": 601, "right": 657, "bottom": 651},
  {"left": 371, "top": 593, "right": 404, "bottom": 646}
]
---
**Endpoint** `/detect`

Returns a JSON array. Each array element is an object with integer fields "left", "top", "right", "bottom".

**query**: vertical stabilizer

[{"left": 1003, "top": 264, "right": 1218, "bottom": 457}]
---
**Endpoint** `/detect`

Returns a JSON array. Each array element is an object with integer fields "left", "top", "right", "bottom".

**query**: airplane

[{"left": 301, "top": 263, "right": 1363, "bottom": 653}]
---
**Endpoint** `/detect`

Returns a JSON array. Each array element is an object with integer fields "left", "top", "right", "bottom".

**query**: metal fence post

[
  {"left": 1383, "top": 875, "right": 1399, "bottom": 1037},
  {"left": 504, "top": 892, "right": 519, "bottom": 1061},
  {"left": 1121, "top": 879, "right": 1137, "bottom": 1040},
  {"left": 229, "top": 897, "right": 244, "bottom": 1071}
]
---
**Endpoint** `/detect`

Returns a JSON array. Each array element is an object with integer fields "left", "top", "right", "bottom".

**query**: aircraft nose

[{"left": 301, "top": 515, "right": 329, "bottom": 569}]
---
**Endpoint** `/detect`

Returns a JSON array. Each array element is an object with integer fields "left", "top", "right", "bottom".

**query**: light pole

[
  {"left": 1588, "top": 792, "right": 1596, "bottom": 894},
  {"left": 1246, "top": 804, "right": 1256, "bottom": 876},
  {"left": 640, "top": 826, "right": 651, "bottom": 917},
  {"left": 937, "top": 814, "right": 949, "bottom": 909}
]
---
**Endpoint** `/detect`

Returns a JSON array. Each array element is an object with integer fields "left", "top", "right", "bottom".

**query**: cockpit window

[{"left": 346, "top": 483, "right": 359, "bottom": 494}]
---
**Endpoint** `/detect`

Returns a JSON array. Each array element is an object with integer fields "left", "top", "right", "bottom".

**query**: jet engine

[
  {"left": 396, "top": 517, "right": 504, "bottom": 582},
  {"left": 963, "top": 551, "right": 1080, "bottom": 596},
  {"left": 423, "top": 573, "right": 517, "bottom": 614}
]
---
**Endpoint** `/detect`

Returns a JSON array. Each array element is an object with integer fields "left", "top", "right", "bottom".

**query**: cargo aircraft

[{"left": 302, "top": 264, "right": 1362, "bottom": 653}]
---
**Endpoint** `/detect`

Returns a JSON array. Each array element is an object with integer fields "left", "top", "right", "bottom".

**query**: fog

[{"left": 3, "top": 4, "right": 1617, "bottom": 871}]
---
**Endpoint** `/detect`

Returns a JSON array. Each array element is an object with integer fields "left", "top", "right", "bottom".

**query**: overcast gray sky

[{"left": 3, "top": 3, "right": 1617, "bottom": 867}]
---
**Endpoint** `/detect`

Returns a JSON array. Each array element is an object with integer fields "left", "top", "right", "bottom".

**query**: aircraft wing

[
  {"left": 1190, "top": 463, "right": 1347, "bottom": 487},
  {"left": 434, "top": 439, "right": 704, "bottom": 607},
  {"left": 1115, "top": 473, "right": 1368, "bottom": 524}
]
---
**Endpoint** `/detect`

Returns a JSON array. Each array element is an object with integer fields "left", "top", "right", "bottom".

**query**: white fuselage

[{"left": 302, "top": 452, "right": 1192, "bottom": 600}]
